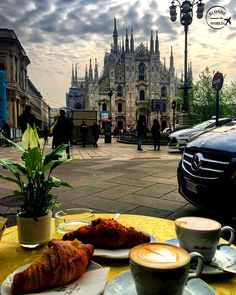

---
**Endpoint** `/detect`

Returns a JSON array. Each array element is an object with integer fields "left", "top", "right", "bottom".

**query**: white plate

[
  {"left": 164, "top": 238, "right": 236, "bottom": 275},
  {"left": 93, "top": 233, "right": 156, "bottom": 259},
  {"left": 103, "top": 270, "right": 216, "bottom": 295},
  {"left": 1, "top": 261, "right": 104, "bottom": 295}
]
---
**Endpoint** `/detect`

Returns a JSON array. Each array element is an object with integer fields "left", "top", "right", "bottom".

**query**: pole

[
  {"left": 215, "top": 90, "right": 219, "bottom": 126},
  {"left": 0, "top": 69, "right": 8, "bottom": 128},
  {"left": 173, "top": 108, "right": 175, "bottom": 131},
  {"left": 183, "top": 24, "right": 189, "bottom": 112}
]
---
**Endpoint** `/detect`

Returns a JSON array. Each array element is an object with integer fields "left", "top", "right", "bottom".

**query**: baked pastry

[
  {"left": 63, "top": 218, "right": 150, "bottom": 249},
  {"left": 11, "top": 239, "right": 94, "bottom": 294}
]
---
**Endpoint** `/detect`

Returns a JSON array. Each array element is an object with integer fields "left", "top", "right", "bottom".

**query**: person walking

[
  {"left": 151, "top": 119, "right": 161, "bottom": 150},
  {"left": 80, "top": 119, "right": 88, "bottom": 147},
  {"left": 19, "top": 105, "right": 38, "bottom": 134},
  {"left": 136, "top": 118, "right": 146, "bottom": 151},
  {"left": 1, "top": 120, "right": 10, "bottom": 146},
  {"left": 91, "top": 121, "right": 100, "bottom": 148},
  {"left": 42, "top": 125, "right": 49, "bottom": 144},
  {"left": 52, "top": 109, "right": 72, "bottom": 158}
]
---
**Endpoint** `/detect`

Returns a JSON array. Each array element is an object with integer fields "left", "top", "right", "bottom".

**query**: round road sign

[{"left": 212, "top": 71, "right": 224, "bottom": 91}]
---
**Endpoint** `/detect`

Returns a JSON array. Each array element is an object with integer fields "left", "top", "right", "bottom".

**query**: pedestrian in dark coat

[
  {"left": 91, "top": 121, "right": 100, "bottom": 148},
  {"left": 1, "top": 120, "right": 10, "bottom": 146},
  {"left": 80, "top": 119, "right": 88, "bottom": 147},
  {"left": 136, "top": 119, "right": 146, "bottom": 151},
  {"left": 52, "top": 110, "right": 72, "bottom": 158},
  {"left": 19, "top": 105, "right": 38, "bottom": 134},
  {"left": 151, "top": 119, "right": 161, "bottom": 150}
]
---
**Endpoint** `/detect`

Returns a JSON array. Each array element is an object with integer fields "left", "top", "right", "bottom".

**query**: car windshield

[{"left": 192, "top": 120, "right": 214, "bottom": 130}]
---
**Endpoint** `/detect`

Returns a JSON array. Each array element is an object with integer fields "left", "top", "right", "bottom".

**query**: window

[
  {"left": 118, "top": 103, "right": 122, "bottom": 112},
  {"left": 161, "top": 86, "right": 167, "bottom": 97},
  {"left": 138, "top": 63, "right": 146, "bottom": 80},
  {"left": 102, "top": 103, "right": 107, "bottom": 111},
  {"left": 117, "top": 85, "right": 123, "bottom": 96},
  {"left": 140, "top": 90, "right": 145, "bottom": 101}
]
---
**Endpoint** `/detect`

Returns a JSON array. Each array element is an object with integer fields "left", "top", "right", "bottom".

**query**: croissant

[
  {"left": 63, "top": 218, "right": 150, "bottom": 249},
  {"left": 11, "top": 239, "right": 94, "bottom": 294}
]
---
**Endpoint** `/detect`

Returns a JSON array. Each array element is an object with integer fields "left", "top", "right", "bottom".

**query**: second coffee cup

[
  {"left": 129, "top": 243, "right": 204, "bottom": 295},
  {"left": 175, "top": 216, "right": 235, "bottom": 262}
]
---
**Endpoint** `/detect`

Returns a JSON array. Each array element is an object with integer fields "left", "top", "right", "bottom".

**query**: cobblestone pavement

[{"left": 0, "top": 137, "right": 234, "bottom": 229}]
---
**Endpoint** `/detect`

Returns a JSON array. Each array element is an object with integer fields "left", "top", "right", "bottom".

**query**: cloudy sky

[{"left": 0, "top": 0, "right": 235, "bottom": 107}]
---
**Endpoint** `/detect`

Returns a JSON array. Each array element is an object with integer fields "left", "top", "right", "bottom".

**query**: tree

[
  {"left": 222, "top": 81, "right": 236, "bottom": 117},
  {"left": 191, "top": 67, "right": 218, "bottom": 123}
]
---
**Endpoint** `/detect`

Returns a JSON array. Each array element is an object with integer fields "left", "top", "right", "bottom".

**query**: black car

[{"left": 177, "top": 120, "right": 236, "bottom": 217}]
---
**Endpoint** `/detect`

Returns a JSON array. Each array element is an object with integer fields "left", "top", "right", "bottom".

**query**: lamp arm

[
  {"left": 174, "top": 0, "right": 181, "bottom": 6},
  {"left": 192, "top": 0, "right": 198, "bottom": 6}
]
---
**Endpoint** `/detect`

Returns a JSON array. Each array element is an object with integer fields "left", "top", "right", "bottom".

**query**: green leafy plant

[{"left": 0, "top": 125, "right": 72, "bottom": 218}]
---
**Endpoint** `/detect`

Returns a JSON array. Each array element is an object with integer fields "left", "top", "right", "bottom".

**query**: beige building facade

[{"left": 0, "top": 29, "right": 50, "bottom": 139}]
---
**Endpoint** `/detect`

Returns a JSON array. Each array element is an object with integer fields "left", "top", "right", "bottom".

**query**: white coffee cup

[{"left": 175, "top": 216, "right": 235, "bottom": 262}]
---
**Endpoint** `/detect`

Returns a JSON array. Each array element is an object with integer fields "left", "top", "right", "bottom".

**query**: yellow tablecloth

[{"left": 0, "top": 214, "right": 236, "bottom": 294}]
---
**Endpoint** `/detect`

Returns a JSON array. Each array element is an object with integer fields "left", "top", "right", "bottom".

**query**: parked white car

[{"left": 167, "top": 117, "right": 233, "bottom": 151}]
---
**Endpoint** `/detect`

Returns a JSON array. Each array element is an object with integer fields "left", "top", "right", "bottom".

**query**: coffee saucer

[
  {"left": 165, "top": 238, "right": 236, "bottom": 274},
  {"left": 103, "top": 270, "right": 215, "bottom": 295}
]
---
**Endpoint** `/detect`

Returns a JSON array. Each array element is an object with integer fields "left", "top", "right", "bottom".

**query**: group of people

[
  {"left": 16, "top": 105, "right": 100, "bottom": 156},
  {"left": 136, "top": 118, "right": 161, "bottom": 151},
  {"left": 2, "top": 104, "right": 162, "bottom": 153}
]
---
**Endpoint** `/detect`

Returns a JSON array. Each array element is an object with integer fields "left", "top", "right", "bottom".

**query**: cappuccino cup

[
  {"left": 175, "top": 216, "right": 235, "bottom": 262},
  {"left": 129, "top": 243, "right": 204, "bottom": 295}
]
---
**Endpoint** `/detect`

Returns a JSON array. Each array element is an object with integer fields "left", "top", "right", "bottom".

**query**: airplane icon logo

[{"left": 224, "top": 17, "right": 231, "bottom": 26}]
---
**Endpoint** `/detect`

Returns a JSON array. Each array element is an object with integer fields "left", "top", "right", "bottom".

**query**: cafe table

[{"left": 0, "top": 214, "right": 236, "bottom": 294}]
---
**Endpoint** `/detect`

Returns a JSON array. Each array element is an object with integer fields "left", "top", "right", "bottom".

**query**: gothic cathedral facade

[{"left": 68, "top": 18, "right": 180, "bottom": 130}]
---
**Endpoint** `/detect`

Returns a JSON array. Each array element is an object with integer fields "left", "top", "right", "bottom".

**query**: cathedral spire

[
  {"left": 130, "top": 29, "right": 134, "bottom": 54},
  {"left": 113, "top": 17, "right": 118, "bottom": 55},
  {"left": 125, "top": 28, "right": 129, "bottom": 54},
  {"left": 150, "top": 30, "right": 154, "bottom": 54},
  {"left": 85, "top": 64, "right": 88, "bottom": 80},
  {"left": 94, "top": 58, "right": 98, "bottom": 81},
  {"left": 71, "top": 64, "right": 74, "bottom": 86},
  {"left": 155, "top": 30, "right": 160, "bottom": 56},
  {"left": 75, "top": 64, "right": 78, "bottom": 84},
  {"left": 89, "top": 58, "right": 93, "bottom": 81},
  {"left": 122, "top": 36, "right": 125, "bottom": 55},
  {"left": 170, "top": 46, "right": 174, "bottom": 69}
]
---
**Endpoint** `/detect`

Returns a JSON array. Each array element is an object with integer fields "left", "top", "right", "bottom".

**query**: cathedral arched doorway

[{"left": 138, "top": 115, "right": 146, "bottom": 125}]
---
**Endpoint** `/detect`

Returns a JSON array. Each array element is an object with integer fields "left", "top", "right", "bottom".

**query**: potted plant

[{"left": 0, "top": 125, "right": 72, "bottom": 248}]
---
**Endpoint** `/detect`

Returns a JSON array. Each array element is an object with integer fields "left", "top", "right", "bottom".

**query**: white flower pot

[{"left": 17, "top": 211, "right": 52, "bottom": 248}]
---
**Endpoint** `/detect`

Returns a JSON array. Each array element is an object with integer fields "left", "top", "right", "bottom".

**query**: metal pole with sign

[
  {"left": 172, "top": 100, "right": 176, "bottom": 131},
  {"left": 212, "top": 71, "right": 224, "bottom": 126}
]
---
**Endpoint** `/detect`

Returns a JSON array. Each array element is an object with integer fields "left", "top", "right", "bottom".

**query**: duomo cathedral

[{"left": 66, "top": 18, "right": 184, "bottom": 130}]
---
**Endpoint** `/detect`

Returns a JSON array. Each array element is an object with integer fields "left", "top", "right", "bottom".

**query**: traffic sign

[
  {"left": 212, "top": 71, "right": 224, "bottom": 91},
  {"left": 152, "top": 99, "right": 163, "bottom": 112}
]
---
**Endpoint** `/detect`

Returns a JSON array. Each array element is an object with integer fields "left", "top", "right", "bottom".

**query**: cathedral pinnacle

[
  {"left": 130, "top": 29, "right": 134, "bottom": 54},
  {"left": 170, "top": 46, "right": 174, "bottom": 69},
  {"left": 150, "top": 30, "right": 154, "bottom": 54},
  {"left": 89, "top": 58, "right": 93, "bottom": 81},
  {"left": 71, "top": 64, "right": 74, "bottom": 86},
  {"left": 113, "top": 17, "right": 118, "bottom": 54},
  {"left": 125, "top": 28, "right": 129, "bottom": 54}
]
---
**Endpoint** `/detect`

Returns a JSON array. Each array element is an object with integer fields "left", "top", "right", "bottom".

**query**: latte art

[
  {"left": 175, "top": 217, "right": 220, "bottom": 231},
  {"left": 130, "top": 243, "right": 189, "bottom": 269}
]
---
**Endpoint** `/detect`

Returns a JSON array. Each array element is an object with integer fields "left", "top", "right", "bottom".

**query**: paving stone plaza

[{"left": 0, "top": 138, "right": 233, "bottom": 228}]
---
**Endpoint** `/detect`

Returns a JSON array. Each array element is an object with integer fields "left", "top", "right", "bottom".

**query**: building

[
  {"left": 83, "top": 18, "right": 180, "bottom": 130},
  {"left": 66, "top": 64, "right": 86, "bottom": 111},
  {"left": 0, "top": 29, "right": 50, "bottom": 138}
]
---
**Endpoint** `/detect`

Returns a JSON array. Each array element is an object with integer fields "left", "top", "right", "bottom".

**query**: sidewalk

[{"left": 0, "top": 138, "right": 230, "bottom": 228}]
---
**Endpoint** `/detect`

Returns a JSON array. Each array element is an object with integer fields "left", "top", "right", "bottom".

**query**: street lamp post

[
  {"left": 169, "top": 0, "right": 205, "bottom": 121},
  {"left": 103, "top": 90, "right": 113, "bottom": 144},
  {"left": 107, "top": 90, "right": 113, "bottom": 122}
]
